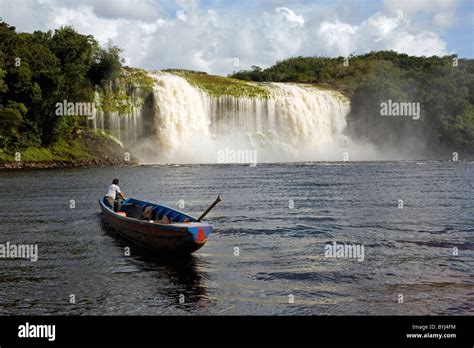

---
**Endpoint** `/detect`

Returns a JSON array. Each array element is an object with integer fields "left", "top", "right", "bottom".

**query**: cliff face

[{"left": 88, "top": 68, "right": 156, "bottom": 145}]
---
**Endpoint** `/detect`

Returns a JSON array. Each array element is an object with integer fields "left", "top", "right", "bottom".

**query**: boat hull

[{"left": 99, "top": 198, "right": 212, "bottom": 255}]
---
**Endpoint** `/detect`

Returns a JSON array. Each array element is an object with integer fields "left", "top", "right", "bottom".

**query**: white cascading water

[
  {"left": 90, "top": 89, "right": 147, "bottom": 146},
  {"left": 144, "top": 72, "right": 352, "bottom": 163},
  {"left": 92, "top": 71, "right": 362, "bottom": 163},
  {"left": 150, "top": 73, "right": 211, "bottom": 158}
]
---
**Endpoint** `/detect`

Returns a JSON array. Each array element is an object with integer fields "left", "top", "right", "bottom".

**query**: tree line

[
  {"left": 0, "top": 21, "right": 122, "bottom": 157},
  {"left": 1, "top": 21, "right": 472, "bottom": 159},
  {"left": 231, "top": 52, "right": 474, "bottom": 154}
]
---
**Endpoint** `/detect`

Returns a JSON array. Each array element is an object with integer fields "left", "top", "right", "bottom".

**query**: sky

[{"left": 1, "top": 0, "right": 473, "bottom": 75}]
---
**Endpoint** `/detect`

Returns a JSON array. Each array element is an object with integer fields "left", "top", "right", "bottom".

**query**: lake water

[{"left": 0, "top": 161, "right": 473, "bottom": 315}]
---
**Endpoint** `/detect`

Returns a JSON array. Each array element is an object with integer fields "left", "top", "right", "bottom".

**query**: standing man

[{"left": 104, "top": 179, "right": 126, "bottom": 211}]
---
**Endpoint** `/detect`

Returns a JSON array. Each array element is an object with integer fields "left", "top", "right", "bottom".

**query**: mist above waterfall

[{"left": 125, "top": 71, "right": 377, "bottom": 164}]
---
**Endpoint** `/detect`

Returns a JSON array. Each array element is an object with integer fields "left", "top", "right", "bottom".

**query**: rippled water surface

[{"left": 0, "top": 161, "right": 473, "bottom": 315}]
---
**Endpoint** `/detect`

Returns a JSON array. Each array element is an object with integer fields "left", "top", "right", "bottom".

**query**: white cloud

[
  {"left": 0, "top": 1, "right": 454, "bottom": 75},
  {"left": 47, "top": 5, "right": 162, "bottom": 68},
  {"left": 384, "top": 0, "right": 460, "bottom": 28},
  {"left": 262, "top": 7, "right": 306, "bottom": 60},
  {"left": 315, "top": 13, "right": 448, "bottom": 57},
  {"left": 86, "top": 0, "right": 162, "bottom": 21},
  {"left": 176, "top": 10, "right": 187, "bottom": 22},
  {"left": 316, "top": 21, "right": 357, "bottom": 56},
  {"left": 275, "top": 7, "right": 305, "bottom": 27}
]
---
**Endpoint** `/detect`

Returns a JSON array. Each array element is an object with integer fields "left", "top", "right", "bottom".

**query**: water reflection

[{"left": 100, "top": 220, "right": 210, "bottom": 311}]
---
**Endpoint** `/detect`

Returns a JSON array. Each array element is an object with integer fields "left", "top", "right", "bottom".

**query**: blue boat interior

[{"left": 102, "top": 197, "right": 197, "bottom": 223}]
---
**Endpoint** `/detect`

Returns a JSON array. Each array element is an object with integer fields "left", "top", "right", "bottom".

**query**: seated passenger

[{"left": 142, "top": 206, "right": 171, "bottom": 224}]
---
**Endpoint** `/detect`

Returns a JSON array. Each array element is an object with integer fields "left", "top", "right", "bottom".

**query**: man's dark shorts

[{"left": 104, "top": 196, "right": 115, "bottom": 209}]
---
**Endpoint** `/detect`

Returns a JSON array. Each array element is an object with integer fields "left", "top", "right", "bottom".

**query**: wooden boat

[{"left": 99, "top": 197, "right": 214, "bottom": 255}]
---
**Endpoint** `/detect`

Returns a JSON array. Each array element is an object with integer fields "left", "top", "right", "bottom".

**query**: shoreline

[
  {"left": 1, "top": 157, "right": 473, "bottom": 170},
  {"left": 0, "top": 158, "right": 137, "bottom": 170}
]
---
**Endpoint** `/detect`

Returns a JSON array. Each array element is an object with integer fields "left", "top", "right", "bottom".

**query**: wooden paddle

[{"left": 197, "top": 195, "right": 222, "bottom": 222}]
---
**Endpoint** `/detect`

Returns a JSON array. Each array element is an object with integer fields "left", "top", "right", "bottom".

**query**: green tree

[{"left": 88, "top": 39, "right": 123, "bottom": 86}]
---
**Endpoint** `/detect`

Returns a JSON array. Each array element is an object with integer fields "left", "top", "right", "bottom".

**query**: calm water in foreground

[{"left": 0, "top": 161, "right": 473, "bottom": 315}]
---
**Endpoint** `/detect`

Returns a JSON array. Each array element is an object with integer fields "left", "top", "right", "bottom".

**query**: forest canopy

[{"left": 0, "top": 21, "right": 122, "bottom": 157}]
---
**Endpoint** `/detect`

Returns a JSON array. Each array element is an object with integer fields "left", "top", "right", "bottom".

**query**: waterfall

[
  {"left": 146, "top": 72, "right": 351, "bottom": 163},
  {"left": 93, "top": 71, "right": 355, "bottom": 163},
  {"left": 150, "top": 73, "right": 211, "bottom": 156},
  {"left": 90, "top": 87, "right": 149, "bottom": 146}
]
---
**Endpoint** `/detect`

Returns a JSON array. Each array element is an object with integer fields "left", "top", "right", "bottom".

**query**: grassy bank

[
  {"left": 0, "top": 128, "right": 136, "bottom": 168},
  {"left": 168, "top": 69, "right": 270, "bottom": 98}
]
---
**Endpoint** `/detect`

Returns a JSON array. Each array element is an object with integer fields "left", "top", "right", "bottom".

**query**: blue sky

[{"left": 1, "top": 0, "right": 473, "bottom": 75}]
